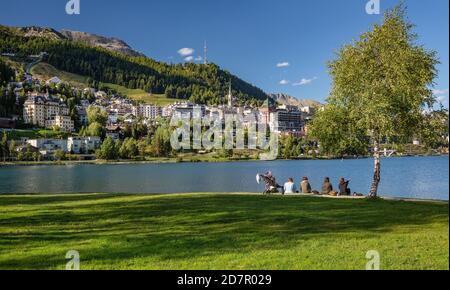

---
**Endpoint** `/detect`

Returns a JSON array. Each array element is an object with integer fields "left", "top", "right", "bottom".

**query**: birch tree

[{"left": 310, "top": 5, "right": 440, "bottom": 198}]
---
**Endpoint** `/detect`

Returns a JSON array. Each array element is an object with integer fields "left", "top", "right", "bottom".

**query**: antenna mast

[{"left": 204, "top": 40, "right": 207, "bottom": 65}]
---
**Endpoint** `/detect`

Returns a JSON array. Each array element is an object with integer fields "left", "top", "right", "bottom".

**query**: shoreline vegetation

[
  {"left": 0, "top": 193, "right": 448, "bottom": 270},
  {"left": 0, "top": 152, "right": 447, "bottom": 167}
]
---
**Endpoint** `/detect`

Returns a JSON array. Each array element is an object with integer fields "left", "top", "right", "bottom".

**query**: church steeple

[{"left": 227, "top": 80, "right": 233, "bottom": 107}]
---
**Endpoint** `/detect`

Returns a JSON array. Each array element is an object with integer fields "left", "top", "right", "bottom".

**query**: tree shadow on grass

[{"left": 0, "top": 194, "right": 448, "bottom": 269}]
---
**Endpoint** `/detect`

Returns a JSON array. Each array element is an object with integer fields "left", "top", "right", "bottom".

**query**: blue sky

[{"left": 1, "top": 0, "right": 448, "bottom": 105}]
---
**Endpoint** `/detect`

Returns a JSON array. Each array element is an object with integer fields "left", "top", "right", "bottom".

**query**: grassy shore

[
  {"left": 0, "top": 153, "right": 371, "bottom": 167},
  {"left": 0, "top": 193, "right": 448, "bottom": 270}
]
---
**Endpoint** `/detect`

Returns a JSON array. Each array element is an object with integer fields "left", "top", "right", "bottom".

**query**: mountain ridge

[
  {"left": 15, "top": 26, "right": 144, "bottom": 57},
  {"left": 59, "top": 29, "right": 145, "bottom": 57},
  {"left": 269, "top": 93, "right": 322, "bottom": 108}
]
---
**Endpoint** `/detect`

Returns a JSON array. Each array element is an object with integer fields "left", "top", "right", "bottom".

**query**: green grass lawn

[
  {"left": 30, "top": 62, "right": 90, "bottom": 88},
  {"left": 0, "top": 193, "right": 448, "bottom": 270},
  {"left": 102, "top": 83, "right": 174, "bottom": 106},
  {"left": 2, "top": 129, "right": 69, "bottom": 140}
]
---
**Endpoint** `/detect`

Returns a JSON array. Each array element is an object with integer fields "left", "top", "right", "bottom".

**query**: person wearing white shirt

[{"left": 283, "top": 178, "right": 298, "bottom": 194}]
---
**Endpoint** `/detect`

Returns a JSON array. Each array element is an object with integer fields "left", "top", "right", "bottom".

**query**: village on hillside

[{"left": 0, "top": 67, "right": 322, "bottom": 161}]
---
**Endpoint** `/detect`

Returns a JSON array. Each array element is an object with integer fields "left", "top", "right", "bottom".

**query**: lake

[{"left": 0, "top": 156, "right": 448, "bottom": 200}]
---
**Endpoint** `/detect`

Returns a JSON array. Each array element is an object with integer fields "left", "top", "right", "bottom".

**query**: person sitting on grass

[
  {"left": 321, "top": 177, "right": 334, "bottom": 195},
  {"left": 338, "top": 178, "right": 351, "bottom": 196},
  {"left": 283, "top": 178, "right": 298, "bottom": 194},
  {"left": 300, "top": 176, "right": 312, "bottom": 194}
]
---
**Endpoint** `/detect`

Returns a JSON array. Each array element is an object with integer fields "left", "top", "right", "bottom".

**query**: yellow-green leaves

[{"left": 311, "top": 4, "right": 441, "bottom": 154}]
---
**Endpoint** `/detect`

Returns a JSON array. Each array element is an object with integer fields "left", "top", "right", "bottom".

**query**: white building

[
  {"left": 23, "top": 94, "right": 74, "bottom": 132},
  {"left": 169, "top": 102, "right": 206, "bottom": 118},
  {"left": 207, "top": 107, "right": 225, "bottom": 121},
  {"left": 46, "top": 77, "right": 62, "bottom": 86},
  {"left": 300, "top": 106, "right": 316, "bottom": 115},
  {"left": 80, "top": 99, "right": 91, "bottom": 108},
  {"left": 27, "top": 139, "right": 68, "bottom": 153},
  {"left": 95, "top": 91, "right": 107, "bottom": 99},
  {"left": 45, "top": 115, "right": 74, "bottom": 132},
  {"left": 108, "top": 112, "right": 119, "bottom": 124},
  {"left": 162, "top": 106, "right": 172, "bottom": 117},
  {"left": 68, "top": 136, "right": 101, "bottom": 154},
  {"left": 133, "top": 104, "right": 162, "bottom": 119},
  {"left": 76, "top": 106, "right": 88, "bottom": 126},
  {"left": 83, "top": 88, "right": 96, "bottom": 95}
]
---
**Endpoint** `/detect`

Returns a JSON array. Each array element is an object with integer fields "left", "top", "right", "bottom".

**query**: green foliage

[
  {"left": 123, "top": 123, "right": 148, "bottom": 140},
  {"left": 0, "top": 86, "right": 16, "bottom": 118},
  {"left": 96, "top": 137, "right": 118, "bottom": 160},
  {"left": 119, "top": 138, "right": 139, "bottom": 159},
  {"left": 4, "top": 129, "right": 69, "bottom": 140},
  {"left": 79, "top": 122, "right": 104, "bottom": 138},
  {"left": 150, "top": 125, "right": 172, "bottom": 157},
  {"left": 309, "top": 105, "right": 369, "bottom": 156},
  {"left": 0, "top": 58, "right": 15, "bottom": 85},
  {"left": 278, "top": 136, "right": 318, "bottom": 159},
  {"left": 54, "top": 149, "right": 66, "bottom": 161},
  {"left": 280, "top": 135, "right": 296, "bottom": 159},
  {"left": 15, "top": 144, "right": 40, "bottom": 161},
  {"left": 218, "top": 148, "right": 233, "bottom": 159},
  {"left": 0, "top": 131, "right": 9, "bottom": 161},
  {"left": 1, "top": 58, "right": 22, "bottom": 118},
  {"left": 32, "top": 151, "right": 42, "bottom": 162},
  {"left": 419, "top": 107, "right": 449, "bottom": 149},
  {"left": 79, "top": 106, "right": 108, "bottom": 137},
  {"left": 310, "top": 5, "right": 440, "bottom": 153},
  {"left": 8, "top": 140, "right": 16, "bottom": 159},
  {"left": 86, "top": 106, "right": 108, "bottom": 126}
]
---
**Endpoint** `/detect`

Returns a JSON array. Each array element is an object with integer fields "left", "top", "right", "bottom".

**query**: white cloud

[
  {"left": 293, "top": 77, "right": 318, "bottom": 86},
  {"left": 178, "top": 48, "right": 195, "bottom": 57},
  {"left": 433, "top": 89, "right": 449, "bottom": 96},
  {"left": 195, "top": 56, "right": 203, "bottom": 62},
  {"left": 279, "top": 79, "right": 290, "bottom": 85},
  {"left": 184, "top": 56, "right": 194, "bottom": 62},
  {"left": 276, "top": 62, "right": 290, "bottom": 68}
]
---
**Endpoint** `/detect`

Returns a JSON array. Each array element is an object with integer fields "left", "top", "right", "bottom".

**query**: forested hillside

[
  {"left": 0, "top": 25, "right": 267, "bottom": 105},
  {"left": 0, "top": 57, "right": 14, "bottom": 85},
  {"left": 0, "top": 58, "right": 16, "bottom": 117}
]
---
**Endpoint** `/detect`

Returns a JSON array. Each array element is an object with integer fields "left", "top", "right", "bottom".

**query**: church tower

[{"left": 227, "top": 80, "right": 233, "bottom": 107}]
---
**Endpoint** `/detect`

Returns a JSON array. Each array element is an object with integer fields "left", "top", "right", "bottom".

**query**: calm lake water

[{"left": 0, "top": 156, "right": 448, "bottom": 200}]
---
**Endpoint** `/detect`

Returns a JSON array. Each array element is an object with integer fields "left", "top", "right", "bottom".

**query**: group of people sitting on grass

[{"left": 258, "top": 171, "right": 359, "bottom": 197}]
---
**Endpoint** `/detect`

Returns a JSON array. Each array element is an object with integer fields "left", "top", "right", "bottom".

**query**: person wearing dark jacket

[
  {"left": 321, "top": 177, "right": 333, "bottom": 195},
  {"left": 338, "top": 178, "right": 351, "bottom": 196},
  {"left": 300, "top": 177, "right": 312, "bottom": 194}
]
